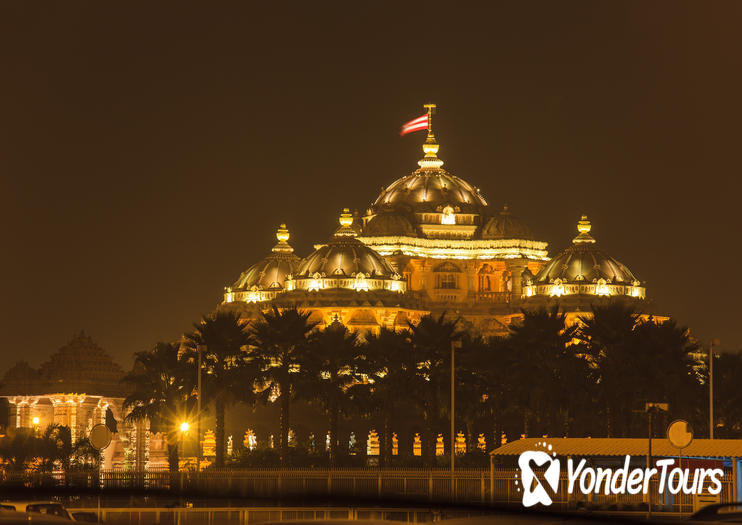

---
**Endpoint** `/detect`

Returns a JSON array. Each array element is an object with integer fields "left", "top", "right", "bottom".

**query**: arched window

[
  {"left": 434, "top": 262, "right": 460, "bottom": 289},
  {"left": 478, "top": 264, "right": 493, "bottom": 291},
  {"left": 441, "top": 205, "right": 456, "bottom": 225}
]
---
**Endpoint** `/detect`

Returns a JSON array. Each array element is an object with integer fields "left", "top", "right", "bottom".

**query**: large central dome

[
  {"left": 371, "top": 134, "right": 487, "bottom": 215},
  {"left": 373, "top": 171, "right": 488, "bottom": 214}
]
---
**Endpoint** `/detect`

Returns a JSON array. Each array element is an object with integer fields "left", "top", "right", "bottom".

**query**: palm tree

[
  {"left": 350, "top": 327, "right": 417, "bottom": 465},
  {"left": 302, "top": 321, "right": 360, "bottom": 466},
  {"left": 408, "top": 313, "right": 462, "bottom": 464},
  {"left": 0, "top": 429, "right": 39, "bottom": 472},
  {"left": 185, "top": 310, "right": 255, "bottom": 468},
  {"left": 250, "top": 306, "right": 318, "bottom": 465},
  {"left": 123, "top": 342, "right": 194, "bottom": 472},
  {"left": 580, "top": 303, "right": 701, "bottom": 436},
  {"left": 714, "top": 351, "right": 742, "bottom": 437},
  {"left": 508, "top": 305, "right": 589, "bottom": 437},
  {"left": 578, "top": 303, "right": 640, "bottom": 436}
]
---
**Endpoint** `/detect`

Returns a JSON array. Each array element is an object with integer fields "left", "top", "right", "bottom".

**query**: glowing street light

[
  {"left": 32, "top": 417, "right": 40, "bottom": 426},
  {"left": 180, "top": 422, "right": 190, "bottom": 433}
]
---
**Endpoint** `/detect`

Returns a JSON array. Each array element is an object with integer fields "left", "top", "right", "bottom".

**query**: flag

[{"left": 400, "top": 113, "right": 428, "bottom": 136}]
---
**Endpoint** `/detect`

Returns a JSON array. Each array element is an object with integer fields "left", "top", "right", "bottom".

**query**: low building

[{"left": 0, "top": 331, "right": 167, "bottom": 469}]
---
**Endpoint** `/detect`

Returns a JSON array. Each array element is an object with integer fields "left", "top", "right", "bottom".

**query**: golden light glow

[
  {"left": 595, "top": 278, "right": 610, "bottom": 296},
  {"left": 32, "top": 416, "right": 40, "bottom": 425},
  {"left": 440, "top": 205, "right": 456, "bottom": 225},
  {"left": 357, "top": 235, "right": 549, "bottom": 261},
  {"left": 550, "top": 279, "right": 565, "bottom": 297},
  {"left": 179, "top": 422, "right": 189, "bottom": 432},
  {"left": 577, "top": 215, "right": 591, "bottom": 234},
  {"left": 276, "top": 224, "right": 290, "bottom": 243},
  {"left": 338, "top": 208, "right": 353, "bottom": 228},
  {"left": 353, "top": 274, "right": 369, "bottom": 291}
]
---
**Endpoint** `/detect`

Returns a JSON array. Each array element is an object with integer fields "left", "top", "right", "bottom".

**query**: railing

[
  {"left": 475, "top": 292, "right": 511, "bottom": 303},
  {"left": 65, "top": 506, "right": 458, "bottom": 525}
]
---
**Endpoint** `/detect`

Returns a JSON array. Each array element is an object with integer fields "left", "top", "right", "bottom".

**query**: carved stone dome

[
  {"left": 481, "top": 205, "right": 534, "bottom": 240},
  {"left": 533, "top": 216, "right": 638, "bottom": 285},
  {"left": 370, "top": 135, "right": 487, "bottom": 215},
  {"left": 363, "top": 212, "right": 417, "bottom": 237},
  {"left": 523, "top": 216, "right": 645, "bottom": 301},
  {"left": 0, "top": 332, "right": 127, "bottom": 397},
  {"left": 231, "top": 225, "right": 300, "bottom": 291},
  {"left": 296, "top": 210, "right": 397, "bottom": 279}
]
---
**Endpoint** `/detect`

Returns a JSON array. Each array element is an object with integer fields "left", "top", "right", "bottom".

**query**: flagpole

[{"left": 423, "top": 103, "right": 436, "bottom": 135}]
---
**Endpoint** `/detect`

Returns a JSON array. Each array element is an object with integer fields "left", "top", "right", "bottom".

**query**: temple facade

[
  {"left": 0, "top": 332, "right": 168, "bottom": 469},
  {"left": 221, "top": 121, "right": 654, "bottom": 334}
]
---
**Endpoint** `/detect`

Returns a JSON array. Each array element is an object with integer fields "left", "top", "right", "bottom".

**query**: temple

[{"left": 222, "top": 109, "right": 655, "bottom": 334}]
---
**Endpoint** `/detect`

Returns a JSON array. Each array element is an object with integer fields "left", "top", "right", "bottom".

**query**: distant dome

[
  {"left": 481, "top": 205, "right": 534, "bottom": 240},
  {"left": 296, "top": 211, "right": 397, "bottom": 279},
  {"left": 525, "top": 216, "right": 645, "bottom": 300},
  {"left": 364, "top": 212, "right": 417, "bottom": 237},
  {"left": 0, "top": 361, "right": 42, "bottom": 396},
  {"left": 37, "top": 331, "right": 125, "bottom": 397}
]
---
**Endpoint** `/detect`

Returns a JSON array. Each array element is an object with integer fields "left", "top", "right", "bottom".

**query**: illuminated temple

[{"left": 221, "top": 122, "right": 653, "bottom": 334}]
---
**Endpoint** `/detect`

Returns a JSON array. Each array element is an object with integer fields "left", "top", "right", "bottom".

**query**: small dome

[
  {"left": 481, "top": 205, "right": 534, "bottom": 240},
  {"left": 364, "top": 212, "right": 417, "bottom": 237},
  {"left": 230, "top": 225, "right": 301, "bottom": 292},
  {"left": 533, "top": 216, "right": 639, "bottom": 285},
  {"left": 296, "top": 210, "right": 397, "bottom": 279}
]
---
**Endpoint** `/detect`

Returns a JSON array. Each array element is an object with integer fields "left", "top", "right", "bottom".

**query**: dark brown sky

[{"left": 1, "top": 2, "right": 740, "bottom": 370}]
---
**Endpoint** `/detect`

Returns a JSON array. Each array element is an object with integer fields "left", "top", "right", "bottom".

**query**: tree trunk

[
  {"left": 329, "top": 402, "right": 338, "bottom": 467},
  {"left": 215, "top": 397, "right": 226, "bottom": 467},
  {"left": 381, "top": 413, "right": 391, "bottom": 467},
  {"left": 167, "top": 443, "right": 179, "bottom": 473},
  {"left": 279, "top": 385, "right": 290, "bottom": 466}
]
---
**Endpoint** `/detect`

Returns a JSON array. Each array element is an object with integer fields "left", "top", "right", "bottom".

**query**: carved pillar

[{"left": 505, "top": 259, "right": 528, "bottom": 305}]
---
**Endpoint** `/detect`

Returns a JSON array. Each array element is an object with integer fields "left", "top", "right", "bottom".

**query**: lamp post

[
  {"left": 644, "top": 402, "right": 668, "bottom": 519},
  {"left": 709, "top": 339, "right": 720, "bottom": 439},
  {"left": 196, "top": 344, "right": 204, "bottom": 472},
  {"left": 179, "top": 421, "right": 189, "bottom": 471},
  {"left": 450, "top": 339, "right": 462, "bottom": 501}
]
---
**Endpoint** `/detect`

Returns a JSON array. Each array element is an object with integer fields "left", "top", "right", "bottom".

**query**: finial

[
  {"left": 573, "top": 215, "right": 596, "bottom": 244},
  {"left": 339, "top": 208, "right": 353, "bottom": 227},
  {"left": 272, "top": 223, "right": 294, "bottom": 253},
  {"left": 501, "top": 204, "right": 510, "bottom": 215},
  {"left": 418, "top": 104, "right": 443, "bottom": 170},
  {"left": 276, "top": 224, "right": 289, "bottom": 243},
  {"left": 335, "top": 208, "right": 358, "bottom": 237}
]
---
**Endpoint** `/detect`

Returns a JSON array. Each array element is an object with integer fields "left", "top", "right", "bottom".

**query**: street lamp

[
  {"left": 179, "top": 421, "right": 189, "bottom": 470},
  {"left": 32, "top": 416, "right": 40, "bottom": 426},
  {"left": 709, "top": 338, "right": 721, "bottom": 439},
  {"left": 450, "top": 339, "right": 462, "bottom": 501}
]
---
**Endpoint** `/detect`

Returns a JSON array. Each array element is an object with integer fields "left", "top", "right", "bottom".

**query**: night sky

[{"left": 2, "top": 2, "right": 740, "bottom": 371}]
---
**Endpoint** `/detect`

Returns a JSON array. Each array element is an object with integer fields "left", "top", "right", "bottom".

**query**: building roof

[
  {"left": 481, "top": 205, "right": 534, "bottom": 240},
  {"left": 295, "top": 210, "right": 398, "bottom": 280},
  {"left": 230, "top": 224, "right": 301, "bottom": 292},
  {"left": 531, "top": 216, "right": 640, "bottom": 286},
  {"left": 369, "top": 135, "right": 488, "bottom": 217},
  {"left": 490, "top": 437, "right": 742, "bottom": 458},
  {"left": 1, "top": 331, "right": 126, "bottom": 398}
]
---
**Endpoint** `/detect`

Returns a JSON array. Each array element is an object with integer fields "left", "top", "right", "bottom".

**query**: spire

[
  {"left": 272, "top": 223, "right": 295, "bottom": 253},
  {"left": 335, "top": 208, "right": 358, "bottom": 237},
  {"left": 573, "top": 215, "right": 596, "bottom": 244},
  {"left": 418, "top": 103, "right": 444, "bottom": 170}
]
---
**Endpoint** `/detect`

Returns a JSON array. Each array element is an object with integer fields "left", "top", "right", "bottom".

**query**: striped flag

[{"left": 400, "top": 113, "right": 429, "bottom": 136}]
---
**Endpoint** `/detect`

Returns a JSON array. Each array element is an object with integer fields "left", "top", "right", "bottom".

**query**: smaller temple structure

[{"left": 0, "top": 331, "right": 167, "bottom": 469}]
